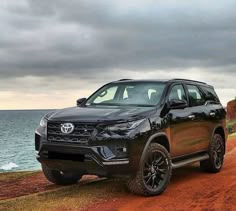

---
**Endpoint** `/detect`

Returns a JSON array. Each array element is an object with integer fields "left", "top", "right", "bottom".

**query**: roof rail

[
  {"left": 171, "top": 78, "right": 207, "bottom": 85},
  {"left": 118, "top": 79, "right": 132, "bottom": 81}
]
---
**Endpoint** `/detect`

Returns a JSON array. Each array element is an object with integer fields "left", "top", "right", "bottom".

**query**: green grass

[
  {"left": 0, "top": 175, "right": 126, "bottom": 211},
  {"left": 227, "top": 119, "right": 236, "bottom": 127}
]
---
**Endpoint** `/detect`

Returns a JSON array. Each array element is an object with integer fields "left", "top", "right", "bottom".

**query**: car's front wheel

[
  {"left": 42, "top": 164, "right": 83, "bottom": 185},
  {"left": 127, "top": 143, "right": 172, "bottom": 196}
]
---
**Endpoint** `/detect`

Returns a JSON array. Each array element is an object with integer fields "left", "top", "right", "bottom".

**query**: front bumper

[
  {"left": 36, "top": 132, "right": 132, "bottom": 177},
  {"left": 35, "top": 118, "right": 151, "bottom": 177}
]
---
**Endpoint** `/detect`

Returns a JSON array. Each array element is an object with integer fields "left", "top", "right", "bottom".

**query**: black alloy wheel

[
  {"left": 212, "top": 136, "right": 224, "bottom": 169},
  {"left": 200, "top": 134, "right": 225, "bottom": 173},
  {"left": 143, "top": 150, "right": 169, "bottom": 191},
  {"left": 127, "top": 143, "right": 172, "bottom": 196}
]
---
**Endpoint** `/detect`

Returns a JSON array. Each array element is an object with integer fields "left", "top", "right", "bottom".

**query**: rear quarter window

[{"left": 200, "top": 86, "right": 220, "bottom": 103}]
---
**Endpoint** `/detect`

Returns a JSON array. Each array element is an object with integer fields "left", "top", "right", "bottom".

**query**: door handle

[
  {"left": 188, "top": 115, "right": 195, "bottom": 120},
  {"left": 209, "top": 112, "right": 216, "bottom": 117}
]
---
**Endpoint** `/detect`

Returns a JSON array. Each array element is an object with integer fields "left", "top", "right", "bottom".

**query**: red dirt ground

[
  {"left": 86, "top": 138, "right": 236, "bottom": 211},
  {"left": 1, "top": 138, "right": 236, "bottom": 211},
  {"left": 0, "top": 172, "right": 57, "bottom": 200},
  {"left": 0, "top": 174, "right": 97, "bottom": 200}
]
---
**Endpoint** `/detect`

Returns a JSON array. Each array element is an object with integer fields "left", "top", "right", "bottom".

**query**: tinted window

[
  {"left": 169, "top": 84, "right": 187, "bottom": 101},
  {"left": 86, "top": 82, "right": 166, "bottom": 107},
  {"left": 200, "top": 86, "right": 220, "bottom": 103},
  {"left": 122, "top": 86, "right": 164, "bottom": 104},
  {"left": 186, "top": 85, "right": 205, "bottom": 106}
]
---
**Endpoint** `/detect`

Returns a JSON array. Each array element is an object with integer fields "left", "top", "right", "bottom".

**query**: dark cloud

[
  {"left": 0, "top": 0, "right": 236, "bottom": 108},
  {"left": 0, "top": 0, "right": 236, "bottom": 80}
]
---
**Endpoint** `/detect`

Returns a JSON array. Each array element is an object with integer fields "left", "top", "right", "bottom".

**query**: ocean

[{"left": 0, "top": 110, "right": 52, "bottom": 172}]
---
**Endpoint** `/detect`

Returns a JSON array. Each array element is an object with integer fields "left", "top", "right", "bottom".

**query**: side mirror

[
  {"left": 169, "top": 99, "right": 188, "bottom": 109},
  {"left": 77, "top": 98, "right": 86, "bottom": 106}
]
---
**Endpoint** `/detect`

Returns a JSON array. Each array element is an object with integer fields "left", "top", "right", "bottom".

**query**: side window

[
  {"left": 186, "top": 85, "right": 205, "bottom": 107},
  {"left": 169, "top": 85, "right": 187, "bottom": 101},
  {"left": 200, "top": 86, "right": 220, "bottom": 103},
  {"left": 93, "top": 86, "right": 118, "bottom": 103}
]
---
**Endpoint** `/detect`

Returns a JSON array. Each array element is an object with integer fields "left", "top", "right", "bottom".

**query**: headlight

[
  {"left": 40, "top": 117, "right": 48, "bottom": 127},
  {"left": 107, "top": 119, "right": 146, "bottom": 131},
  {"left": 39, "top": 111, "right": 55, "bottom": 127}
]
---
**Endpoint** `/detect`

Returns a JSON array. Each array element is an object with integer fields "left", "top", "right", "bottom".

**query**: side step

[{"left": 171, "top": 153, "right": 209, "bottom": 169}]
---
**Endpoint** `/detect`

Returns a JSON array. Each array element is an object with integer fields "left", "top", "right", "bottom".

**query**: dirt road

[
  {"left": 88, "top": 138, "right": 236, "bottom": 211},
  {"left": 1, "top": 137, "right": 236, "bottom": 211}
]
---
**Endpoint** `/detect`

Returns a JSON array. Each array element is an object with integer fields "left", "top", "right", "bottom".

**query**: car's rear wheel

[
  {"left": 200, "top": 134, "right": 225, "bottom": 173},
  {"left": 127, "top": 143, "right": 172, "bottom": 196},
  {"left": 42, "top": 164, "right": 83, "bottom": 185}
]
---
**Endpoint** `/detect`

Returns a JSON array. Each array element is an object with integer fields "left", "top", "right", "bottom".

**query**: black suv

[{"left": 35, "top": 79, "right": 227, "bottom": 196}]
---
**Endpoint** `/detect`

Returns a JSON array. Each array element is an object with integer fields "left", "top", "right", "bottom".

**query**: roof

[{"left": 111, "top": 78, "right": 211, "bottom": 86}]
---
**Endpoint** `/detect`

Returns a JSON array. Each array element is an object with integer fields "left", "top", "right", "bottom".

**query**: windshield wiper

[
  {"left": 89, "top": 103, "right": 155, "bottom": 107},
  {"left": 131, "top": 104, "right": 156, "bottom": 107}
]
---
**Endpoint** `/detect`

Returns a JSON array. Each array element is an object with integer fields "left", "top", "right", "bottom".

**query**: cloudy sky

[{"left": 1, "top": 0, "right": 236, "bottom": 109}]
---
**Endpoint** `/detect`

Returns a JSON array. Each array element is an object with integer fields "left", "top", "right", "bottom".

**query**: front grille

[{"left": 47, "top": 122, "right": 96, "bottom": 145}]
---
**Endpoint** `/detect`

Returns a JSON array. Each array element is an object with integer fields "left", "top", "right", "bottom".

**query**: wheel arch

[{"left": 140, "top": 132, "right": 171, "bottom": 163}]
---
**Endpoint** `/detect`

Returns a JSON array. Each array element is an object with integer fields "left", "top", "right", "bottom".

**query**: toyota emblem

[{"left": 61, "top": 123, "right": 75, "bottom": 134}]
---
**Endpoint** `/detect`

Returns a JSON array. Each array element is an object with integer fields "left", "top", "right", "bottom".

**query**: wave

[{"left": 0, "top": 162, "right": 19, "bottom": 171}]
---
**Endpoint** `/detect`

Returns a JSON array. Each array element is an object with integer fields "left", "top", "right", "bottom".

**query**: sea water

[{"left": 0, "top": 110, "right": 52, "bottom": 172}]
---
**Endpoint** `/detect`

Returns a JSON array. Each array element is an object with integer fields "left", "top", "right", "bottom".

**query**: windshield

[{"left": 85, "top": 82, "right": 167, "bottom": 107}]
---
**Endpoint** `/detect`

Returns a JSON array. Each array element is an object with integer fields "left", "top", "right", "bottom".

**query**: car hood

[{"left": 48, "top": 106, "right": 157, "bottom": 123}]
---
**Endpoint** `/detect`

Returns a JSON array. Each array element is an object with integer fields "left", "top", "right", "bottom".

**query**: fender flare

[{"left": 140, "top": 132, "right": 170, "bottom": 164}]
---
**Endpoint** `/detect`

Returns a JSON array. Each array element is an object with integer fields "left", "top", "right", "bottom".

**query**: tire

[
  {"left": 200, "top": 134, "right": 225, "bottom": 173},
  {"left": 42, "top": 164, "right": 83, "bottom": 185},
  {"left": 127, "top": 143, "right": 172, "bottom": 196}
]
